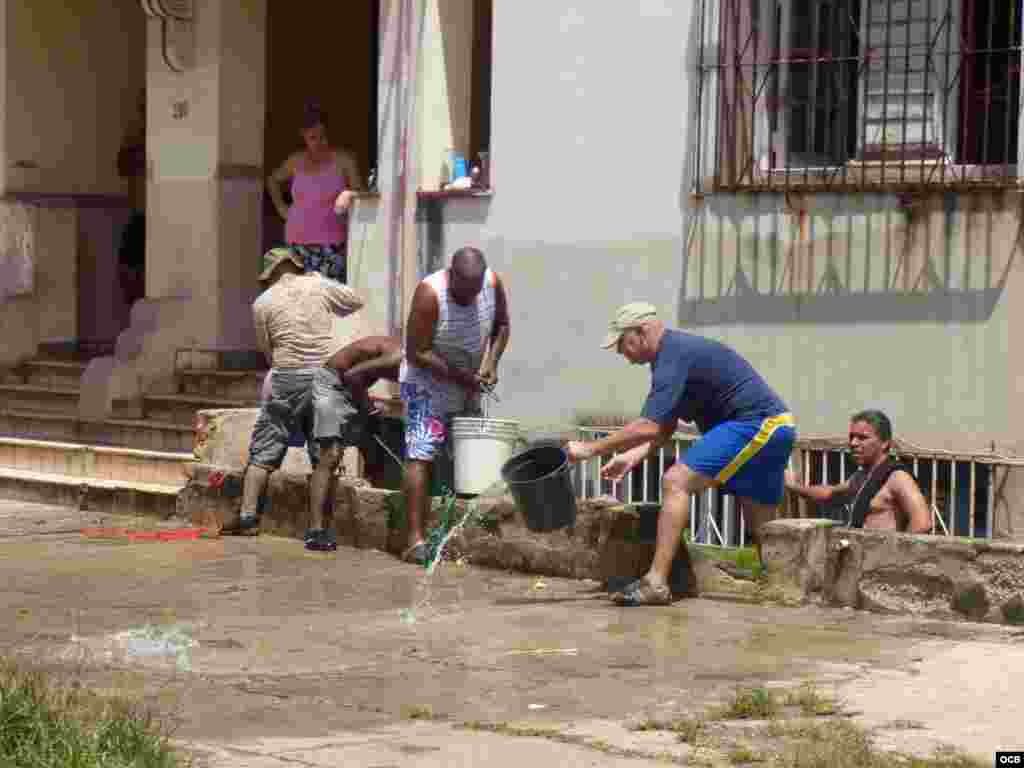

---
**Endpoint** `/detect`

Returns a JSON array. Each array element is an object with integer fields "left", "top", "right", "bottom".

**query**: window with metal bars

[{"left": 699, "top": 0, "right": 1024, "bottom": 191}]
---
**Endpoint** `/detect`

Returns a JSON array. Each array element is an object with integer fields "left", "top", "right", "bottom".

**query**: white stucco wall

[
  {"left": 688, "top": 192, "right": 1019, "bottom": 455},
  {"left": 435, "top": 2, "right": 700, "bottom": 433}
]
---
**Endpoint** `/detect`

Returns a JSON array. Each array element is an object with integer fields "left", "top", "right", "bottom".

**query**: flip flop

[
  {"left": 304, "top": 528, "right": 337, "bottom": 552},
  {"left": 610, "top": 576, "right": 673, "bottom": 607}
]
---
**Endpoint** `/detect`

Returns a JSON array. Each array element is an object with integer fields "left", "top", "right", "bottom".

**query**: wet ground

[{"left": 1, "top": 499, "right": 1021, "bottom": 765}]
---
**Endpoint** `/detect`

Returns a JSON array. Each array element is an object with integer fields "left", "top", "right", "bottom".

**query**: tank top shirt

[
  {"left": 400, "top": 267, "right": 498, "bottom": 414},
  {"left": 285, "top": 156, "right": 348, "bottom": 246}
]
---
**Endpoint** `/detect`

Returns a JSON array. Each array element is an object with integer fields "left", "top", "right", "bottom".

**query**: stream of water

[{"left": 400, "top": 479, "right": 507, "bottom": 625}]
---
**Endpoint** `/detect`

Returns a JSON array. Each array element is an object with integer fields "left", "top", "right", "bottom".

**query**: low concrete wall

[
  {"left": 192, "top": 408, "right": 312, "bottom": 475},
  {"left": 761, "top": 519, "right": 1024, "bottom": 626},
  {"left": 176, "top": 463, "right": 759, "bottom": 598}
]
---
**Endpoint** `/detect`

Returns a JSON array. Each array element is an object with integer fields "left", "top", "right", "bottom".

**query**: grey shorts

[
  {"left": 248, "top": 368, "right": 317, "bottom": 470},
  {"left": 311, "top": 367, "right": 368, "bottom": 449}
]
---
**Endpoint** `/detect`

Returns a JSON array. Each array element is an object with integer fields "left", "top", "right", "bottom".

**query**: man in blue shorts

[{"left": 567, "top": 303, "right": 796, "bottom": 606}]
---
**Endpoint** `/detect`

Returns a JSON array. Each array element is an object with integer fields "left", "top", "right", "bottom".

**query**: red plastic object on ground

[{"left": 81, "top": 527, "right": 210, "bottom": 541}]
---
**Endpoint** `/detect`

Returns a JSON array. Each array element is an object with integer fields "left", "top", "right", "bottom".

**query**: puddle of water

[
  {"left": 744, "top": 624, "right": 881, "bottom": 659},
  {"left": 605, "top": 622, "right": 629, "bottom": 637},
  {"left": 114, "top": 624, "right": 198, "bottom": 672},
  {"left": 60, "top": 623, "right": 200, "bottom": 673},
  {"left": 639, "top": 612, "right": 690, "bottom": 655}
]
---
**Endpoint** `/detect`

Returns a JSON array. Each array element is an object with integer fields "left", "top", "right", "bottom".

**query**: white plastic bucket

[{"left": 451, "top": 417, "right": 522, "bottom": 495}]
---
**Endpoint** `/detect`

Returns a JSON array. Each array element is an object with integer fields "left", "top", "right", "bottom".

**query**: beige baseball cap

[
  {"left": 258, "top": 247, "right": 304, "bottom": 282},
  {"left": 601, "top": 302, "right": 658, "bottom": 349}
]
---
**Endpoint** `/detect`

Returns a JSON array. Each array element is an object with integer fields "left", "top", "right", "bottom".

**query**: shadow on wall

[
  {"left": 416, "top": 196, "right": 493, "bottom": 276},
  {"left": 677, "top": 187, "right": 1019, "bottom": 326}
]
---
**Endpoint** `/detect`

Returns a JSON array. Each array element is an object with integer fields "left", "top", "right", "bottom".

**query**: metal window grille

[{"left": 696, "top": 0, "right": 1024, "bottom": 192}]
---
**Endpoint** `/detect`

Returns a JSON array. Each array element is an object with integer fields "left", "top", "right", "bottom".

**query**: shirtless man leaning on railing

[{"left": 785, "top": 409, "right": 931, "bottom": 534}]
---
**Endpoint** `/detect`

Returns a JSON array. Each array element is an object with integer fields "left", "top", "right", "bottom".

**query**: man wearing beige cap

[
  {"left": 567, "top": 303, "right": 795, "bottom": 606},
  {"left": 219, "top": 248, "right": 364, "bottom": 550}
]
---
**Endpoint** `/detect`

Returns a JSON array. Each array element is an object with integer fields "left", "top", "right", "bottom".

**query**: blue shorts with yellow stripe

[{"left": 682, "top": 413, "right": 796, "bottom": 506}]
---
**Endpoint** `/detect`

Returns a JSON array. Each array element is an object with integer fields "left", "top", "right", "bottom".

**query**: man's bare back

[{"left": 326, "top": 336, "right": 401, "bottom": 392}]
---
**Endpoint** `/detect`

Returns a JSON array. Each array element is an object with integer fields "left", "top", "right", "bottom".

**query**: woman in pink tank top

[{"left": 266, "top": 102, "right": 362, "bottom": 282}]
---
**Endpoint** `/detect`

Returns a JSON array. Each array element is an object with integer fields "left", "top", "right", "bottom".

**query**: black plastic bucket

[{"left": 500, "top": 445, "right": 577, "bottom": 532}]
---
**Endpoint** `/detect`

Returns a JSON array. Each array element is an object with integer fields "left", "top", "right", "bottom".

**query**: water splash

[
  {"left": 426, "top": 505, "right": 478, "bottom": 576},
  {"left": 401, "top": 479, "right": 507, "bottom": 625}
]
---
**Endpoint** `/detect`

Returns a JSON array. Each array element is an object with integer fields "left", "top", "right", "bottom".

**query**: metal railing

[
  {"left": 573, "top": 427, "right": 752, "bottom": 548},
  {"left": 797, "top": 440, "right": 1005, "bottom": 539},
  {"left": 573, "top": 427, "right": 1010, "bottom": 544}
]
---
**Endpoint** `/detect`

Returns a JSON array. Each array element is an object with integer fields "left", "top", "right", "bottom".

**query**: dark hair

[
  {"left": 302, "top": 101, "right": 327, "bottom": 131},
  {"left": 850, "top": 409, "right": 892, "bottom": 442}
]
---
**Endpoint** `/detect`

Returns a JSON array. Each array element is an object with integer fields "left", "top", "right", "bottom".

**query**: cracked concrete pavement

[{"left": 0, "top": 499, "right": 1021, "bottom": 765}]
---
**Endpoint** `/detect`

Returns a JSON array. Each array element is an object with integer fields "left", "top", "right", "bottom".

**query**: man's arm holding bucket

[
  {"left": 566, "top": 418, "right": 675, "bottom": 481},
  {"left": 478, "top": 273, "right": 510, "bottom": 388}
]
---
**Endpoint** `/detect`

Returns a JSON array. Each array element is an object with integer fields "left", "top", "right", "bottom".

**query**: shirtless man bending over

[
  {"left": 785, "top": 409, "right": 931, "bottom": 533},
  {"left": 304, "top": 335, "right": 402, "bottom": 550},
  {"left": 325, "top": 335, "right": 402, "bottom": 410}
]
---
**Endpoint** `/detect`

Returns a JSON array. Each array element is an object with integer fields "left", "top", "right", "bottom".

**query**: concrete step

[
  {"left": 0, "top": 409, "right": 83, "bottom": 444},
  {"left": 0, "top": 467, "right": 179, "bottom": 519},
  {"left": 37, "top": 339, "right": 114, "bottom": 362},
  {"left": 0, "top": 409, "right": 195, "bottom": 453},
  {"left": 178, "top": 369, "right": 267, "bottom": 400},
  {"left": 20, "top": 359, "right": 88, "bottom": 390},
  {"left": 0, "top": 437, "right": 194, "bottom": 487},
  {"left": 144, "top": 394, "right": 260, "bottom": 426},
  {"left": 0, "top": 384, "right": 80, "bottom": 415},
  {"left": 82, "top": 418, "right": 195, "bottom": 454},
  {"left": 174, "top": 347, "right": 266, "bottom": 372}
]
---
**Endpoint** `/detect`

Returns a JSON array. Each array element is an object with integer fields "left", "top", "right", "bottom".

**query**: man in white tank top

[{"left": 399, "top": 247, "right": 511, "bottom": 564}]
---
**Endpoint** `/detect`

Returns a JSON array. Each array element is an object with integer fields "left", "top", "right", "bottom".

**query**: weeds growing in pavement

[
  {"left": 0, "top": 657, "right": 187, "bottom": 768},
  {"left": 711, "top": 687, "right": 780, "bottom": 720},
  {"left": 784, "top": 682, "right": 839, "bottom": 717}
]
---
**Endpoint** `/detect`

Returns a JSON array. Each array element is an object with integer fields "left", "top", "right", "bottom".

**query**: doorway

[{"left": 262, "top": 0, "right": 381, "bottom": 254}]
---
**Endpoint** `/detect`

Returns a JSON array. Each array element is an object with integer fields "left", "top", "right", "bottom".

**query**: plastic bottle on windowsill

[{"left": 453, "top": 153, "right": 468, "bottom": 181}]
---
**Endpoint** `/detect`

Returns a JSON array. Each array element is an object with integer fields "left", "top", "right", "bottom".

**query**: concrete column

[{"left": 81, "top": 0, "right": 266, "bottom": 417}]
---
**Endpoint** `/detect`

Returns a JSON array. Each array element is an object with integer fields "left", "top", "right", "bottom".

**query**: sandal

[
  {"left": 402, "top": 542, "right": 428, "bottom": 566},
  {"left": 610, "top": 576, "right": 673, "bottom": 607},
  {"left": 304, "top": 528, "right": 337, "bottom": 552}
]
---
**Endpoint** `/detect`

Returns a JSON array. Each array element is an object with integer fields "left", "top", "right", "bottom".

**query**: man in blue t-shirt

[{"left": 567, "top": 302, "right": 796, "bottom": 606}]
